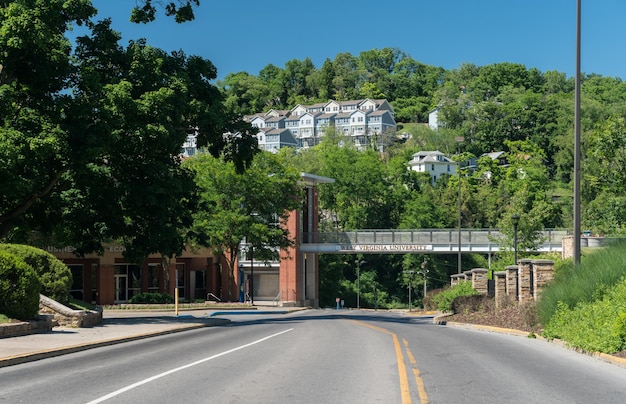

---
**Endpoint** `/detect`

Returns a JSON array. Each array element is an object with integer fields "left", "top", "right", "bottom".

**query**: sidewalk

[{"left": 0, "top": 307, "right": 294, "bottom": 368}]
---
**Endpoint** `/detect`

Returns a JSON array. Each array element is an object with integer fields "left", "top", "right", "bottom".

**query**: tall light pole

[
  {"left": 420, "top": 258, "right": 428, "bottom": 301},
  {"left": 512, "top": 214, "right": 520, "bottom": 266},
  {"left": 355, "top": 259, "right": 366, "bottom": 309},
  {"left": 403, "top": 270, "right": 416, "bottom": 312},
  {"left": 455, "top": 136, "right": 464, "bottom": 273},
  {"left": 573, "top": 0, "right": 582, "bottom": 265},
  {"left": 249, "top": 244, "right": 254, "bottom": 305}
]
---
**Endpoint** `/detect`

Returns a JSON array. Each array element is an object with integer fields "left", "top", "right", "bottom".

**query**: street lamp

[
  {"left": 355, "top": 259, "right": 366, "bottom": 309},
  {"left": 573, "top": 0, "right": 582, "bottom": 265},
  {"left": 238, "top": 263, "right": 244, "bottom": 303},
  {"left": 512, "top": 214, "right": 520, "bottom": 265},
  {"left": 455, "top": 136, "right": 464, "bottom": 274},
  {"left": 420, "top": 259, "right": 428, "bottom": 300},
  {"left": 403, "top": 270, "right": 416, "bottom": 312},
  {"left": 249, "top": 244, "right": 254, "bottom": 305}
]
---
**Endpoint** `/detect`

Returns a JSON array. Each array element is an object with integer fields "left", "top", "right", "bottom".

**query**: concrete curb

[{"left": 0, "top": 319, "right": 229, "bottom": 368}]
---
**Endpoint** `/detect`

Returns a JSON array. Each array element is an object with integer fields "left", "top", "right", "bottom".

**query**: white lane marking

[{"left": 86, "top": 328, "right": 294, "bottom": 403}]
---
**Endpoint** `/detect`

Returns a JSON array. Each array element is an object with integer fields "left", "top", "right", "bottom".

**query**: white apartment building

[{"left": 245, "top": 98, "right": 397, "bottom": 150}]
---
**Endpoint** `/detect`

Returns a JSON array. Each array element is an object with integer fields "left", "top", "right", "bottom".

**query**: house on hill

[{"left": 408, "top": 150, "right": 457, "bottom": 184}]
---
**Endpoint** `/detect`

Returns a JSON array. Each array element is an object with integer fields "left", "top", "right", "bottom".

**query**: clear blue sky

[{"left": 91, "top": 1, "right": 626, "bottom": 81}]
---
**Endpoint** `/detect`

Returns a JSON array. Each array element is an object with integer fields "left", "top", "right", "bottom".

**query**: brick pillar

[
  {"left": 450, "top": 273, "right": 464, "bottom": 287},
  {"left": 532, "top": 259, "right": 555, "bottom": 300},
  {"left": 494, "top": 271, "right": 507, "bottom": 308},
  {"left": 505, "top": 265, "right": 518, "bottom": 301},
  {"left": 470, "top": 268, "right": 488, "bottom": 295},
  {"left": 518, "top": 259, "right": 534, "bottom": 304},
  {"left": 98, "top": 264, "right": 115, "bottom": 305}
]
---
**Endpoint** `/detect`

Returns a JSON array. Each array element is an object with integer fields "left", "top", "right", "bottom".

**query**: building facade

[
  {"left": 408, "top": 150, "right": 457, "bottom": 184},
  {"left": 42, "top": 173, "right": 333, "bottom": 308}
]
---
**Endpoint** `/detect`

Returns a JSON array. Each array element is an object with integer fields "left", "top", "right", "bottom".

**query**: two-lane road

[{"left": 1, "top": 310, "right": 625, "bottom": 403}]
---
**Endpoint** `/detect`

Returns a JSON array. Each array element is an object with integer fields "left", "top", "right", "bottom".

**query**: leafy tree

[
  {"left": 183, "top": 152, "right": 301, "bottom": 301},
  {"left": 131, "top": 0, "right": 200, "bottom": 23},
  {"left": 1, "top": 1, "right": 257, "bottom": 268}
]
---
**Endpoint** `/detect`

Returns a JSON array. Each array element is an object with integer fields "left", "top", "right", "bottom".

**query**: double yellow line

[{"left": 349, "top": 320, "right": 429, "bottom": 404}]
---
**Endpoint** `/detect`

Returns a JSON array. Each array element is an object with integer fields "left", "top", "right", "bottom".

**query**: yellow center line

[
  {"left": 403, "top": 338, "right": 429, "bottom": 404},
  {"left": 349, "top": 320, "right": 428, "bottom": 404}
]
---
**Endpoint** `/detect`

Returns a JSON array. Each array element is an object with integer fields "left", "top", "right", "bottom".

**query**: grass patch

[
  {"left": 0, "top": 314, "right": 9, "bottom": 324},
  {"left": 542, "top": 279, "right": 626, "bottom": 353},
  {"left": 537, "top": 240, "right": 626, "bottom": 324}
]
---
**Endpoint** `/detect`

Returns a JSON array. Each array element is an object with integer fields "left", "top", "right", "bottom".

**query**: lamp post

[
  {"left": 238, "top": 263, "right": 244, "bottom": 303},
  {"left": 455, "top": 136, "right": 464, "bottom": 274},
  {"left": 420, "top": 259, "right": 428, "bottom": 300},
  {"left": 403, "top": 270, "right": 416, "bottom": 312},
  {"left": 512, "top": 214, "right": 520, "bottom": 265},
  {"left": 573, "top": 0, "right": 582, "bottom": 265},
  {"left": 250, "top": 244, "right": 254, "bottom": 305},
  {"left": 355, "top": 259, "right": 366, "bottom": 309}
]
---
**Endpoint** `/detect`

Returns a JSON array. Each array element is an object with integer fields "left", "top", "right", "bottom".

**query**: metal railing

[{"left": 301, "top": 229, "right": 570, "bottom": 253}]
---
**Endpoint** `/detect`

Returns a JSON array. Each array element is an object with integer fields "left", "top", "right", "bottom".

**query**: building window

[
  {"left": 148, "top": 263, "right": 159, "bottom": 292},
  {"left": 68, "top": 264, "right": 84, "bottom": 301},
  {"left": 431, "top": 164, "right": 435, "bottom": 171}
]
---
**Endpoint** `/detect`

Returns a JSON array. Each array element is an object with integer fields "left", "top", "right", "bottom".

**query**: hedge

[
  {"left": 0, "top": 244, "right": 72, "bottom": 304},
  {"left": 0, "top": 250, "right": 41, "bottom": 320}
]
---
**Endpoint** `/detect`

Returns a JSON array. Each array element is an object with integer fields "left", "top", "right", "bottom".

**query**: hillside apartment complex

[{"left": 245, "top": 98, "right": 397, "bottom": 152}]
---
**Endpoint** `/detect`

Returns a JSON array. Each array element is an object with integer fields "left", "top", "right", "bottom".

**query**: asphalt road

[{"left": 1, "top": 310, "right": 625, "bottom": 403}]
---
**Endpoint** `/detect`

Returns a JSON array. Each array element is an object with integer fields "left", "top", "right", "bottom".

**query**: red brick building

[{"left": 43, "top": 173, "right": 333, "bottom": 307}]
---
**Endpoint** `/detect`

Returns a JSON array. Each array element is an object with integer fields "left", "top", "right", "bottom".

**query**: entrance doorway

[{"left": 114, "top": 273, "right": 127, "bottom": 303}]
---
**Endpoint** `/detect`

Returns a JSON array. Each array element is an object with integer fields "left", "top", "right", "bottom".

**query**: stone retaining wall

[
  {"left": 39, "top": 294, "right": 102, "bottom": 327},
  {"left": 453, "top": 259, "right": 555, "bottom": 305},
  {"left": 0, "top": 314, "right": 54, "bottom": 338}
]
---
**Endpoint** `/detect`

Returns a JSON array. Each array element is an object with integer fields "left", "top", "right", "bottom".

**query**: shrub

[
  {"left": 0, "top": 250, "right": 41, "bottom": 320},
  {"left": 431, "top": 282, "right": 479, "bottom": 312},
  {"left": 0, "top": 244, "right": 72, "bottom": 304},
  {"left": 451, "top": 294, "right": 493, "bottom": 314},
  {"left": 537, "top": 241, "right": 626, "bottom": 324},
  {"left": 129, "top": 292, "right": 174, "bottom": 304},
  {"left": 542, "top": 278, "right": 626, "bottom": 354}
]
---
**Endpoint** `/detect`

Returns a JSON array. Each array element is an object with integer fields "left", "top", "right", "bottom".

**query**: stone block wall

[
  {"left": 451, "top": 260, "right": 555, "bottom": 305},
  {"left": 505, "top": 266, "right": 518, "bottom": 301},
  {"left": 518, "top": 259, "right": 534, "bottom": 304},
  {"left": 469, "top": 268, "right": 488, "bottom": 295},
  {"left": 494, "top": 271, "right": 507, "bottom": 308},
  {"left": 533, "top": 259, "right": 556, "bottom": 300}
]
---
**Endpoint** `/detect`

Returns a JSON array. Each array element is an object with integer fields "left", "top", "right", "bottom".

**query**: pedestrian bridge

[{"left": 299, "top": 229, "right": 569, "bottom": 254}]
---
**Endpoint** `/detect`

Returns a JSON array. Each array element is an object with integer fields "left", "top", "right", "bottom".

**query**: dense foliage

[
  {"left": 0, "top": 0, "right": 256, "bottom": 263},
  {"left": 428, "top": 282, "right": 479, "bottom": 312},
  {"left": 129, "top": 292, "right": 175, "bottom": 304},
  {"left": 224, "top": 51, "right": 626, "bottom": 239},
  {"left": 0, "top": 244, "right": 72, "bottom": 304},
  {"left": 537, "top": 241, "right": 626, "bottom": 323},
  {"left": 542, "top": 280, "right": 626, "bottom": 354},
  {"left": 0, "top": 250, "right": 41, "bottom": 320}
]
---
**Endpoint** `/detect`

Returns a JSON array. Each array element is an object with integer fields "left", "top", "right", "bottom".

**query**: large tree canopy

[{"left": 0, "top": 1, "right": 256, "bottom": 260}]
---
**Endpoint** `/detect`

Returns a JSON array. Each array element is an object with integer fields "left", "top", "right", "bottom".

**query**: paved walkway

[{"left": 0, "top": 307, "right": 295, "bottom": 368}]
